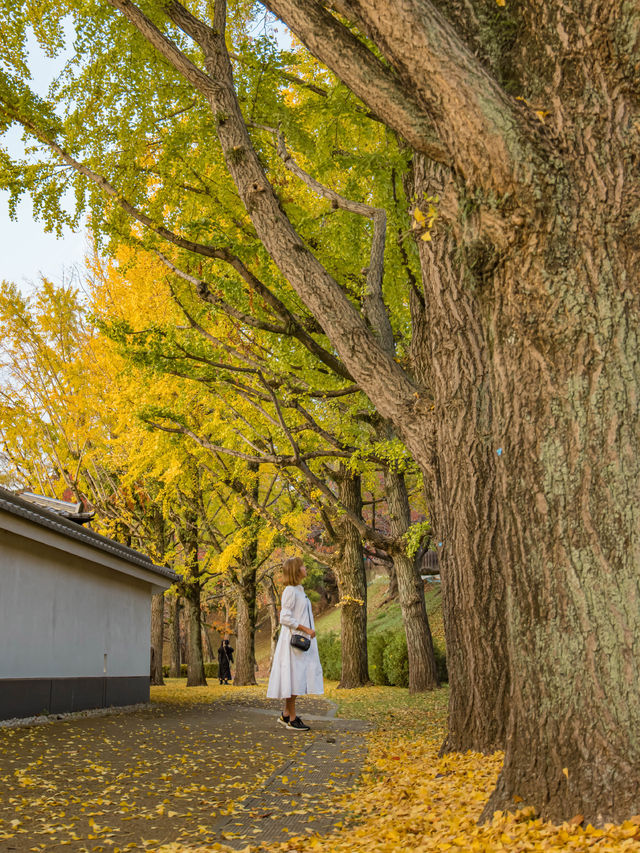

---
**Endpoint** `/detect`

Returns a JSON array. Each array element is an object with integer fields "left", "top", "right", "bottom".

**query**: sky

[
  {"left": 0, "top": 186, "right": 89, "bottom": 294},
  {"left": 0, "top": 12, "right": 289, "bottom": 296},
  {"left": 0, "top": 25, "right": 88, "bottom": 294}
]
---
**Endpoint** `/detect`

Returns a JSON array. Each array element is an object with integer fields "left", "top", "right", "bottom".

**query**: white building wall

[{"left": 0, "top": 529, "right": 151, "bottom": 679}]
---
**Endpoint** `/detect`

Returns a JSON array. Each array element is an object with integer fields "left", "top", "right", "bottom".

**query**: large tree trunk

[
  {"left": 150, "top": 591, "right": 165, "bottom": 686},
  {"left": 169, "top": 595, "right": 181, "bottom": 678},
  {"left": 384, "top": 467, "right": 438, "bottom": 692},
  {"left": 407, "top": 157, "right": 509, "bottom": 750},
  {"left": 234, "top": 566, "right": 258, "bottom": 685},
  {"left": 335, "top": 467, "right": 369, "bottom": 688},
  {"left": 265, "top": 579, "right": 279, "bottom": 674},
  {"left": 234, "top": 461, "right": 259, "bottom": 686},
  {"left": 477, "top": 97, "right": 640, "bottom": 819},
  {"left": 185, "top": 583, "right": 207, "bottom": 686}
]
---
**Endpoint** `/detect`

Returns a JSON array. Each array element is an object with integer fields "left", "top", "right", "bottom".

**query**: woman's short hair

[{"left": 282, "top": 556, "right": 305, "bottom": 586}]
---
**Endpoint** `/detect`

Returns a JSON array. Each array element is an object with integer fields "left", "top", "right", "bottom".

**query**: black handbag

[
  {"left": 290, "top": 597, "right": 313, "bottom": 652},
  {"left": 290, "top": 633, "right": 311, "bottom": 651}
]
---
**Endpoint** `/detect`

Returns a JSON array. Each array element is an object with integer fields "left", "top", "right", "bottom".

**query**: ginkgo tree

[
  {"left": 92, "top": 228, "right": 439, "bottom": 691},
  {"left": 0, "top": 266, "right": 279, "bottom": 687},
  {"left": 137, "top": 299, "right": 440, "bottom": 692},
  {"left": 87, "top": 248, "right": 318, "bottom": 685},
  {"left": 3, "top": 0, "right": 637, "bottom": 823},
  {"left": 0, "top": 275, "right": 176, "bottom": 683},
  {"left": 51, "top": 28, "right": 440, "bottom": 694}
]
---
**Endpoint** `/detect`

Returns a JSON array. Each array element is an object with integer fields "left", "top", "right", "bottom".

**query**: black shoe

[
  {"left": 277, "top": 714, "right": 290, "bottom": 727},
  {"left": 287, "top": 716, "right": 310, "bottom": 731}
]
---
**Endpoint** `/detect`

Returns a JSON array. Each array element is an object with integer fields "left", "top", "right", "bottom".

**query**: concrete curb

[{"left": 0, "top": 701, "right": 156, "bottom": 730}]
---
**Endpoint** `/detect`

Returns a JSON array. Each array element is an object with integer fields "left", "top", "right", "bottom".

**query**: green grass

[{"left": 324, "top": 680, "right": 449, "bottom": 733}]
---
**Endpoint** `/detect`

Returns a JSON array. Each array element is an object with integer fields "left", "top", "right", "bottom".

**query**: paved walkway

[
  {"left": 0, "top": 695, "right": 368, "bottom": 851},
  {"left": 211, "top": 708, "right": 369, "bottom": 850}
]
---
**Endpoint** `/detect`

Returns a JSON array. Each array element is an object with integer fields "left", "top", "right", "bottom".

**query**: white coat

[{"left": 266, "top": 584, "right": 324, "bottom": 699}]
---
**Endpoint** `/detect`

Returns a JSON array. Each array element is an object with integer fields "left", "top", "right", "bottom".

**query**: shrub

[
  {"left": 317, "top": 631, "right": 342, "bottom": 680},
  {"left": 162, "top": 662, "right": 218, "bottom": 679},
  {"left": 204, "top": 662, "right": 218, "bottom": 678},
  {"left": 317, "top": 626, "right": 448, "bottom": 686},
  {"left": 383, "top": 631, "right": 409, "bottom": 687},
  {"left": 368, "top": 630, "right": 393, "bottom": 685},
  {"left": 433, "top": 640, "right": 448, "bottom": 684}
]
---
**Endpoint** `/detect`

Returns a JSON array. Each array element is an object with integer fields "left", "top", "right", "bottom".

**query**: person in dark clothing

[{"left": 218, "top": 638, "right": 234, "bottom": 684}]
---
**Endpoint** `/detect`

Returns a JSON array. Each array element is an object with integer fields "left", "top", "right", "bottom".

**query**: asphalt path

[{"left": 0, "top": 694, "right": 368, "bottom": 852}]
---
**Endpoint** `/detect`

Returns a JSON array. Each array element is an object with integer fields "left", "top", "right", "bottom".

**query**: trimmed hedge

[
  {"left": 383, "top": 631, "right": 410, "bottom": 687},
  {"left": 317, "top": 627, "right": 448, "bottom": 687},
  {"left": 162, "top": 662, "right": 219, "bottom": 678}
]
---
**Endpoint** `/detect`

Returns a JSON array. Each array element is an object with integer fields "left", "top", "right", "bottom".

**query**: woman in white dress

[{"left": 267, "top": 556, "right": 324, "bottom": 731}]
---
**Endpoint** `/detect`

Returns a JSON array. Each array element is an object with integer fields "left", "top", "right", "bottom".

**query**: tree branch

[
  {"left": 221, "top": 471, "right": 332, "bottom": 565},
  {"left": 262, "top": 0, "right": 447, "bottom": 162},
  {"left": 274, "top": 127, "right": 394, "bottom": 354},
  {"left": 155, "top": 249, "right": 354, "bottom": 380},
  {"left": 107, "top": 0, "right": 432, "bottom": 468},
  {"left": 268, "top": 0, "right": 549, "bottom": 196}
]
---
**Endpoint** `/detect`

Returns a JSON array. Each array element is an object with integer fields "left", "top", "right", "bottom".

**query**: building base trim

[{"left": 0, "top": 676, "right": 150, "bottom": 720}]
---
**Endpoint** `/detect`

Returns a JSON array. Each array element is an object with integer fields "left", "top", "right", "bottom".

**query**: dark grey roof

[
  {"left": 0, "top": 487, "right": 177, "bottom": 583},
  {"left": 19, "top": 492, "right": 96, "bottom": 524}
]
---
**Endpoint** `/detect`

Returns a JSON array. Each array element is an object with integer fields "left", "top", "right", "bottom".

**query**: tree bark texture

[
  {"left": 335, "top": 467, "right": 370, "bottom": 688},
  {"left": 234, "top": 567, "right": 258, "bottom": 685},
  {"left": 478, "top": 54, "right": 640, "bottom": 820},
  {"left": 169, "top": 595, "right": 181, "bottom": 678},
  {"left": 384, "top": 467, "right": 439, "bottom": 692},
  {"left": 384, "top": 561, "right": 398, "bottom": 601},
  {"left": 150, "top": 591, "right": 165, "bottom": 686},
  {"left": 408, "top": 157, "right": 509, "bottom": 751},
  {"left": 185, "top": 583, "right": 207, "bottom": 686}
]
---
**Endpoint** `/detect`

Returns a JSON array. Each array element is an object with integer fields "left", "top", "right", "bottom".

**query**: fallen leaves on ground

[
  {"left": 260, "top": 686, "right": 640, "bottom": 853},
  {"left": 2, "top": 681, "right": 640, "bottom": 852},
  {"left": 0, "top": 682, "right": 313, "bottom": 851}
]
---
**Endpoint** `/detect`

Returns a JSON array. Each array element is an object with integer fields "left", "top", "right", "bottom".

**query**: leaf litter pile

[
  {"left": 1, "top": 681, "right": 639, "bottom": 852},
  {"left": 256, "top": 686, "right": 640, "bottom": 853}
]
